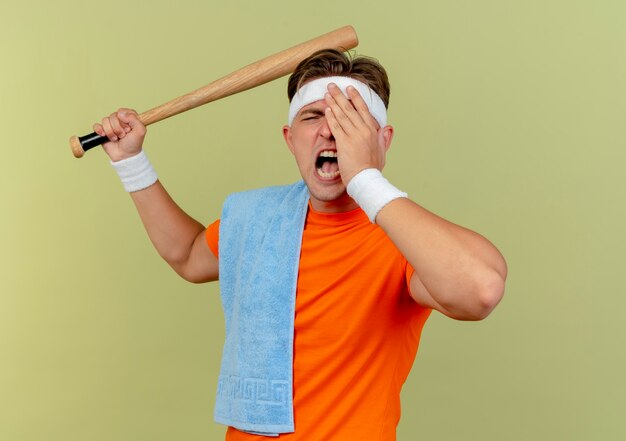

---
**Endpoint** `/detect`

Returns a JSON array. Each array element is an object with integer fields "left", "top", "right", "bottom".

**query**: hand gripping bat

[{"left": 69, "top": 26, "right": 358, "bottom": 158}]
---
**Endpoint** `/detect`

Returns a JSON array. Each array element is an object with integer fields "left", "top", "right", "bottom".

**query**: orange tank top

[{"left": 206, "top": 204, "right": 430, "bottom": 441}]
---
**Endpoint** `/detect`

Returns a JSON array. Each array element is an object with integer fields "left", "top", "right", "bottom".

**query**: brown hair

[{"left": 287, "top": 49, "right": 390, "bottom": 108}]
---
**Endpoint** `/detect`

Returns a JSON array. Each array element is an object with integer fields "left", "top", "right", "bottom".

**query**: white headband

[{"left": 288, "top": 76, "right": 387, "bottom": 128}]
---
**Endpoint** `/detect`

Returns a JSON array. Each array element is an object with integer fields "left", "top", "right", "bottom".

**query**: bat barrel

[{"left": 69, "top": 25, "right": 358, "bottom": 158}]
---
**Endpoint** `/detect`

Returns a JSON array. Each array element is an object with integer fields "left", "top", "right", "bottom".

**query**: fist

[{"left": 93, "top": 108, "right": 147, "bottom": 162}]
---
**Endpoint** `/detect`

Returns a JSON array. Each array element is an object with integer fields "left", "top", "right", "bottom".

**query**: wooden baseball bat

[{"left": 69, "top": 26, "right": 358, "bottom": 158}]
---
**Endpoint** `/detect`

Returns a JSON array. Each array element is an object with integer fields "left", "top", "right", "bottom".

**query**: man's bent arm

[
  {"left": 376, "top": 198, "right": 506, "bottom": 321},
  {"left": 324, "top": 84, "right": 506, "bottom": 321},
  {"left": 93, "top": 108, "right": 218, "bottom": 283}
]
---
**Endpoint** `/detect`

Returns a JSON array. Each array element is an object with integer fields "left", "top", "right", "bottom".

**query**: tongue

[{"left": 321, "top": 161, "right": 339, "bottom": 174}]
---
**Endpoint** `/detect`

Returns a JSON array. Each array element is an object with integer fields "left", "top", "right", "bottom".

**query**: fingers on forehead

[
  {"left": 346, "top": 87, "right": 379, "bottom": 126},
  {"left": 328, "top": 86, "right": 358, "bottom": 113},
  {"left": 346, "top": 86, "right": 370, "bottom": 110}
]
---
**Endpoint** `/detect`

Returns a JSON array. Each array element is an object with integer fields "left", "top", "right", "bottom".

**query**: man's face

[{"left": 282, "top": 99, "right": 358, "bottom": 213}]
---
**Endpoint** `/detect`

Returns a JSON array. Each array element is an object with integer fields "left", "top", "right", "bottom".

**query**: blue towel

[{"left": 214, "top": 180, "right": 309, "bottom": 436}]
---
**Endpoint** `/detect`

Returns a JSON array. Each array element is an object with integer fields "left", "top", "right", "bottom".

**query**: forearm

[
  {"left": 130, "top": 181, "right": 206, "bottom": 270},
  {"left": 376, "top": 197, "right": 507, "bottom": 320}
]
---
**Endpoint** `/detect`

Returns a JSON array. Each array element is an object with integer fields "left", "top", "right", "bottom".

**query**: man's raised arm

[{"left": 93, "top": 108, "right": 218, "bottom": 283}]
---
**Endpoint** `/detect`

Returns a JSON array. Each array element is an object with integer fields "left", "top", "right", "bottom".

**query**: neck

[{"left": 309, "top": 192, "right": 359, "bottom": 214}]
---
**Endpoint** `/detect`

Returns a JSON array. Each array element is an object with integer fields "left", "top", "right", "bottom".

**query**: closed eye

[{"left": 299, "top": 109, "right": 325, "bottom": 121}]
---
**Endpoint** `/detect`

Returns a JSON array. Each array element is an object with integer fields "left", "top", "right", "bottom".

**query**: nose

[{"left": 319, "top": 117, "right": 334, "bottom": 141}]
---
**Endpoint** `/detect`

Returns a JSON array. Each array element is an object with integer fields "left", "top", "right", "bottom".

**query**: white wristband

[
  {"left": 110, "top": 150, "right": 158, "bottom": 192},
  {"left": 346, "top": 168, "right": 408, "bottom": 223}
]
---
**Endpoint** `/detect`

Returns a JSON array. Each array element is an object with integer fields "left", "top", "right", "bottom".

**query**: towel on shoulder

[{"left": 214, "top": 180, "right": 309, "bottom": 436}]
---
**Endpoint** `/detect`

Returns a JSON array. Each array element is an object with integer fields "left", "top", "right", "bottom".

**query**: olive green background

[{"left": 1, "top": 0, "right": 624, "bottom": 440}]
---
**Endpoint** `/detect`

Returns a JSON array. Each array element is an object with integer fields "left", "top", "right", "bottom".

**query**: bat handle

[{"left": 69, "top": 132, "right": 110, "bottom": 158}]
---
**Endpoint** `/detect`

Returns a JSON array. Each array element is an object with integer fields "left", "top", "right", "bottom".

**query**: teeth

[
  {"left": 316, "top": 150, "right": 339, "bottom": 179},
  {"left": 316, "top": 168, "right": 340, "bottom": 179}
]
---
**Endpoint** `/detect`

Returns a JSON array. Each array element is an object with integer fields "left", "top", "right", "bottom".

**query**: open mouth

[{"left": 315, "top": 150, "right": 340, "bottom": 179}]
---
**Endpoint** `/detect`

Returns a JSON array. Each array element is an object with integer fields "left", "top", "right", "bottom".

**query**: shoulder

[
  {"left": 226, "top": 181, "right": 306, "bottom": 203},
  {"left": 223, "top": 181, "right": 308, "bottom": 217}
]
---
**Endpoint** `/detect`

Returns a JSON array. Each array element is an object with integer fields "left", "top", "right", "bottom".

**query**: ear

[
  {"left": 282, "top": 125, "right": 295, "bottom": 155},
  {"left": 379, "top": 125, "right": 394, "bottom": 152}
]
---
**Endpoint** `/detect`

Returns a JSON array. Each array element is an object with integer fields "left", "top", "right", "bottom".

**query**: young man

[{"left": 94, "top": 49, "right": 507, "bottom": 440}]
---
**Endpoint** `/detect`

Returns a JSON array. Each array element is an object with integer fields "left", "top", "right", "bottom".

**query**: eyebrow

[{"left": 298, "top": 108, "right": 326, "bottom": 119}]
